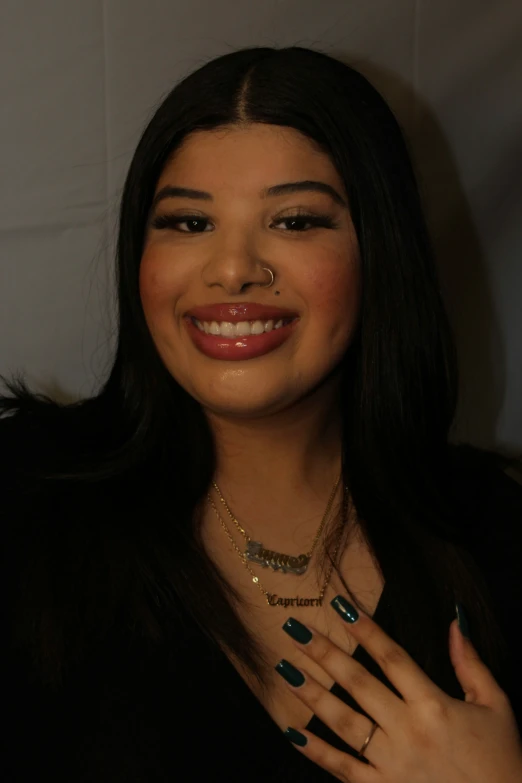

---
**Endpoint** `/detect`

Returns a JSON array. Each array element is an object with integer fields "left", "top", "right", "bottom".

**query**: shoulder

[
  {"left": 483, "top": 464, "right": 522, "bottom": 521},
  {"left": 444, "top": 443, "right": 522, "bottom": 590},
  {"left": 0, "top": 407, "right": 64, "bottom": 477},
  {"left": 0, "top": 408, "right": 111, "bottom": 581},
  {"left": 0, "top": 410, "right": 138, "bottom": 684},
  {"left": 0, "top": 412, "right": 37, "bottom": 506},
  {"left": 448, "top": 443, "right": 522, "bottom": 595},
  {"left": 0, "top": 411, "right": 27, "bottom": 465},
  {"left": 0, "top": 411, "right": 64, "bottom": 571},
  {"left": 448, "top": 442, "right": 522, "bottom": 522},
  {"left": 476, "top": 463, "right": 522, "bottom": 556}
]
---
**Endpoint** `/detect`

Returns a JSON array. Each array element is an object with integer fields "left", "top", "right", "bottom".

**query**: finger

[
  {"left": 282, "top": 617, "right": 407, "bottom": 733},
  {"left": 449, "top": 619, "right": 514, "bottom": 710},
  {"left": 275, "top": 658, "right": 383, "bottom": 764},
  {"left": 283, "top": 725, "right": 378, "bottom": 783},
  {"left": 328, "top": 595, "right": 443, "bottom": 704}
]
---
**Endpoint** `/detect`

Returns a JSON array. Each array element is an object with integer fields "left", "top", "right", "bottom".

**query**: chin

[
  {"left": 192, "top": 386, "right": 295, "bottom": 420},
  {"left": 203, "top": 398, "right": 289, "bottom": 420}
]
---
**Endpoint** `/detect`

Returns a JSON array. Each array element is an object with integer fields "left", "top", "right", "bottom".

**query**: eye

[
  {"left": 149, "top": 212, "right": 339, "bottom": 233},
  {"left": 150, "top": 214, "right": 211, "bottom": 233},
  {"left": 272, "top": 214, "right": 339, "bottom": 232}
]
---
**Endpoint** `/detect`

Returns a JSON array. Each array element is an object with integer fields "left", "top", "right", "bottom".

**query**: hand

[{"left": 276, "top": 597, "right": 522, "bottom": 782}]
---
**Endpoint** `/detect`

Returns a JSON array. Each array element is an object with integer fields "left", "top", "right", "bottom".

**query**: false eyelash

[{"left": 150, "top": 212, "right": 340, "bottom": 232}]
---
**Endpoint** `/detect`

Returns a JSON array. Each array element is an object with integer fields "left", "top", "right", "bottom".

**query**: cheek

[
  {"left": 138, "top": 252, "right": 186, "bottom": 351},
  {"left": 139, "top": 250, "right": 177, "bottom": 314},
  {"left": 306, "top": 253, "right": 361, "bottom": 330}
]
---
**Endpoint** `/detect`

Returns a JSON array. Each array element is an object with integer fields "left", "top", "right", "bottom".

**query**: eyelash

[{"left": 150, "top": 212, "right": 339, "bottom": 233}]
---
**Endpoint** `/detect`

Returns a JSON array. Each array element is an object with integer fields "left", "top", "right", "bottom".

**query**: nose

[{"left": 201, "top": 236, "right": 272, "bottom": 295}]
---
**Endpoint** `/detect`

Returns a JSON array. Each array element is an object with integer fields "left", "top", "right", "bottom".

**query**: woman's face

[{"left": 140, "top": 123, "right": 361, "bottom": 419}]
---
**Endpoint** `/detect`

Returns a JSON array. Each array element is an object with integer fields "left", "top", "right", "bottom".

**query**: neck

[{"left": 203, "top": 382, "right": 344, "bottom": 529}]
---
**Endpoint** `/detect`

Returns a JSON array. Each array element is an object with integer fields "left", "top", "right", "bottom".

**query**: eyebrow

[{"left": 149, "top": 180, "right": 348, "bottom": 211}]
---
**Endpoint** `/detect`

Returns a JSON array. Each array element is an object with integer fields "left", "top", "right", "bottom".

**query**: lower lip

[{"left": 184, "top": 317, "right": 299, "bottom": 361}]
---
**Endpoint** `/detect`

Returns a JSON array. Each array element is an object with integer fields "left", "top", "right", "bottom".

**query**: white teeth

[
  {"left": 193, "top": 317, "right": 293, "bottom": 336},
  {"left": 218, "top": 321, "right": 236, "bottom": 337},
  {"left": 236, "top": 321, "right": 253, "bottom": 336},
  {"left": 250, "top": 320, "right": 266, "bottom": 335}
]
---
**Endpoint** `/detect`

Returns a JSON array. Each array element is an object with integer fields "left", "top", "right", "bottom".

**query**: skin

[
  {"left": 139, "top": 118, "right": 380, "bottom": 736},
  {"left": 140, "top": 122, "right": 361, "bottom": 525},
  {"left": 138, "top": 123, "right": 522, "bottom": 779},
  {"left": 276, "top": 606, "right": 522, "bottom": 782}
]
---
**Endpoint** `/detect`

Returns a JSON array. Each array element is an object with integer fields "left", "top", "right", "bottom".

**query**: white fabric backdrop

[{"left": 0, "top": 0, "right": 520, "bottom": 450}]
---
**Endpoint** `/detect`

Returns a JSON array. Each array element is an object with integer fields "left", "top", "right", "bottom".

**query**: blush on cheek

[
  {"left": 311, "top": 267, "right": 361, "bottom": 346},
  {"left": 309, "top": 263, "right": 357, "bottom": 312},
  {"left": 139, "top": 254, "right": 172, "bottom": 309},
  {"left": 139, "top": 271, "right": 162, "bottom": 308},
  {"left": 139, "top": 246, "right": 189, "bottom": 305}
]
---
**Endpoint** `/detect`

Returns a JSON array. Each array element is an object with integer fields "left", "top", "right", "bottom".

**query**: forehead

[{"left": 156, "top": 123, "right": 344, "bottom": 194}]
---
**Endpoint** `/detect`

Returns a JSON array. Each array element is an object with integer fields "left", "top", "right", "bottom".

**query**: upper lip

[{"left": 185, "top": 302, "right": 299, "bottom": 323}]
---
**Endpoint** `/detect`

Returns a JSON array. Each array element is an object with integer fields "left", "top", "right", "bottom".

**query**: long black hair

[{"left": 2, "top": 45, "right": 520, "bottom": 690}]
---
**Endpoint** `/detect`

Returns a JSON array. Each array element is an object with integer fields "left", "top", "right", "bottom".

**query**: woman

[{"left": 2, "top": 45, "right": 522, "bottom": 782}]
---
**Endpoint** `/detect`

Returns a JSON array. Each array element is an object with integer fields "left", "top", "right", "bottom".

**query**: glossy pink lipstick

[{"left": 184, "top": 302, "right": 299, "bottom": 361}]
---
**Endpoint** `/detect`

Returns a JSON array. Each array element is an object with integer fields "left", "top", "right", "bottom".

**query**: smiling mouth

[
  {"left": 190, "top": 316, "right": 297, "bottom": 337},
  {"left": 184, "top": 314, "right": 299, "bottom": 361}
]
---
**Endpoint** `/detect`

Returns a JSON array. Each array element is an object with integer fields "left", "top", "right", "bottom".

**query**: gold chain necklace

[
  {"left": 209, "top": 472, "right": 341, "bottom": 576},
  {"left": 206, "top": 485, "right": 347, "bottom": 607}
]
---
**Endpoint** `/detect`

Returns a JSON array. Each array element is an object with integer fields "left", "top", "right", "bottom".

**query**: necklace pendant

[
  {"left": 245, "top": 541, "right": 310, "bottom": 575},
  {"left": 266, "top": 593, "right": 324, "bottom": 607}
]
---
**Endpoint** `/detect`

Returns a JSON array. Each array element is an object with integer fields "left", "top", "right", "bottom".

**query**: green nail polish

[
  {"left": 284, "top": 726, "right": 307, "bottom": 747},
  {"left": 275, "top": 659, "right": 305, "bottom": 687},
  {"left": 331, "top": 595, "right": 359, "bottom": 623},
  {"left": 282, "top": 617, "right": 313, "bottom": 644},
  {"left": 456, "top": 602, "right": 470, "bottom": 639}
]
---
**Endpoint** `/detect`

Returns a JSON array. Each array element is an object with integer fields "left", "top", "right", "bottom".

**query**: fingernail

[
  {"left": 275, "top": 659, "right": 305, "bottom": 687},
  {"left": 282, "top": 617, "right": 313, "bottom": 644},
  {"left": 456, "top": 602, "right": 470, "bottom": 639},
  {"left": 331, "top": 595, "right": 359, "bottom": 623},
  {"left": 284, "top": 726, "right": 308, "bottom": 746}
]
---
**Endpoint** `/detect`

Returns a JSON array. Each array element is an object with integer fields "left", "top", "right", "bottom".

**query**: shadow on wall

[{"left": 333, "top": 53, "right": 507, "bottom": 455}]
